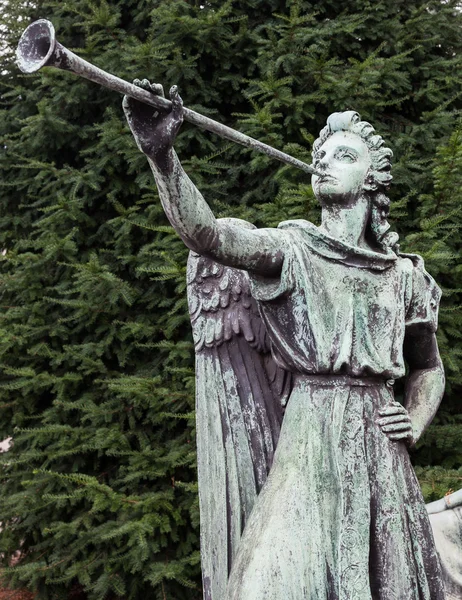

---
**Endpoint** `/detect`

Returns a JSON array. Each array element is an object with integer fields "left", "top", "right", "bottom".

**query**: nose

[{"left": 316, "top": 156, "right": 330, "bottom": 174}]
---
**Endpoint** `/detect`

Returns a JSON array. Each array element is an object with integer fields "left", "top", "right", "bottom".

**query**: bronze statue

[
  {"left": 123, "top": 82, "right": 446, "bottom": 599},
  {"left": 16, "top": 20, "right": 448, "bottom": 599}
]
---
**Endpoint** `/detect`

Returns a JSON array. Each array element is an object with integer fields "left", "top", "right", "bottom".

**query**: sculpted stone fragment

[{"left": 428, "top": 490, "right": 462, "bottom": 599}]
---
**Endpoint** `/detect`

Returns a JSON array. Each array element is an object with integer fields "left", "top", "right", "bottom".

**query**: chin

[{"left": 315, "top": 180, "right": 342, "bottom": 199}]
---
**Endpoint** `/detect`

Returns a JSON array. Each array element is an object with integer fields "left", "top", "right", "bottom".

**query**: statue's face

[{"left": 311, "top": 131, "right": 372, "bottom": 206}]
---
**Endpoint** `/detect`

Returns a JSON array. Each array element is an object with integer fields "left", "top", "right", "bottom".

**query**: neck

[{"left": 319, "top": 195, "right": 371, "bottom": 249}]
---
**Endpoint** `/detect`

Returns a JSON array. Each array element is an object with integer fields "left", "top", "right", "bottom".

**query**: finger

[
  {"left": 170, "top": 85, "right": 184, "bottom": 120},
  {"left": 382, "top": 423, "right": 413, "bottom": 433},
  {"left": 381, "top": 401, "right": 404, "bottom": 408},
  {"left": 150, "top": 83, "right": 165, "bottom": 98},
  {"left": 378, "top": 414, "right": 411, "bottom": 426},
  {"left": 379, "top": 405, "right": 407, "bottom": 417},
  {"left": 141, "top": 78, "right": 152, "bottom": 90},
  {"left": 388, "top": 432, "right": 413, "bottom": 441}
]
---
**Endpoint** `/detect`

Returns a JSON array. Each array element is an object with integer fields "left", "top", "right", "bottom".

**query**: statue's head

[{"left": 311, "top": 111, "right": 398, "bottom": 251}]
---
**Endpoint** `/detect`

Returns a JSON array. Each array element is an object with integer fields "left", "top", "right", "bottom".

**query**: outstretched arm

[{"left": 123, "top": 81, "right": 283, "bottom": 276}]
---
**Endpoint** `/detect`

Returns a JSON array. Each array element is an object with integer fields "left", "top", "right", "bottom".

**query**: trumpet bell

[{"left": 16, "top": 19, "right": 56, "bottom": 74}]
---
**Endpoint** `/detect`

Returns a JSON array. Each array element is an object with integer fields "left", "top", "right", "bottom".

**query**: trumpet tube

[{"left": 16, "top": 19, "right": 318, "bottom": 176}]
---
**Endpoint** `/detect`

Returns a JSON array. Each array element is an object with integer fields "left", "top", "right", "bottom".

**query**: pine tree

[
  {"left": 405, "top": 125, "right": 462, "bottom": 500},
  {"left": 0, "top": 0, "right": 461, "bottom": 598}
]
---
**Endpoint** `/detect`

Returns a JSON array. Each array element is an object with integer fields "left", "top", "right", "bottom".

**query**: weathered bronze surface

[
  {"left": 123, "top": 82, "right": 447, "bottom": 599},
  {"left": 13, "top": 19, "right": 452, "bottom": 600},
  {"left": 428, "top": 491, "right": 462, "bottom": 599}
]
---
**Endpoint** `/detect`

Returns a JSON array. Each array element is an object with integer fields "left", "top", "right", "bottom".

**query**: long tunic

[{"left": 225, "top": 220, "right": 445, "bottom": 600}]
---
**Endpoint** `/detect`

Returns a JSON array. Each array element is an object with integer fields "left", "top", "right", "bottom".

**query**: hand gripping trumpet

[{"left": 16, "top": 19, "right": 320, "bottom": 176}]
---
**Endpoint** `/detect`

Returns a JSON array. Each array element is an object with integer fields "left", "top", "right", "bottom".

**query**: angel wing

[{"left": 187, "top": 220, "right": 290, "bottom": 600}]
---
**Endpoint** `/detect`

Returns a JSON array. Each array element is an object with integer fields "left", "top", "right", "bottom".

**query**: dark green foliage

[{"left": 0, "top": 0, "right": 461, "bottom": 597}]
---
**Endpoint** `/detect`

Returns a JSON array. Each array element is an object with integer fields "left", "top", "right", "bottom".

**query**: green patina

[{"left": 124, "top": 94, "right": 446, "bottom": 598}]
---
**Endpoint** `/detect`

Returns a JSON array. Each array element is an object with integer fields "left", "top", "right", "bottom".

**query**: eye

[{"left": 335, "top": 149, "right": 357, "bottom": 163}]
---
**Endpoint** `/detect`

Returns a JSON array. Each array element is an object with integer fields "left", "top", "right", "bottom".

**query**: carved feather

[
  {"left": 187, "top": 252, "right": 268, "bottom": 353},
  {"left": 186, "top": 219, "right": 291, "bottom": 600}
]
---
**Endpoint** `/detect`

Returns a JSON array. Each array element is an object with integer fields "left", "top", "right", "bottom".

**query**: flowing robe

[{"left": 225, "top": 220, "right": 445, "bottom": 600}]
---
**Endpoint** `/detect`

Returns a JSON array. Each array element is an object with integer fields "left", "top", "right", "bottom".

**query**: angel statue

[{"left": 123, "top": 81, "right": 446, "bottom": 600}]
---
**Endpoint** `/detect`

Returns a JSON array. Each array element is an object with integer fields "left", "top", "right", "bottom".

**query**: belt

[{"left": 293, "top": 374, "right": 395, "bottom": 388}]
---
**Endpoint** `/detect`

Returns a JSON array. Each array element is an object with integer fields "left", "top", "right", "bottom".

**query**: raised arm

[{"left": 123, "top": 81, "right": 283, "bottom": 276}]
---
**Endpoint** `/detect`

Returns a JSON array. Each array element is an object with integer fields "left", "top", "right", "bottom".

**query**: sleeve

[
  {"left": 249, "top": 229, "right": 297, "bottom": 302},
  {"left": 404, "top": 254, "right": 442, "bottom": 333}
]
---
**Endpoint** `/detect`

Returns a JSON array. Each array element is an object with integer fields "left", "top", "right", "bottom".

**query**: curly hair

[{"left": 313, "top": 111, "right": 399, "bottom": 252}]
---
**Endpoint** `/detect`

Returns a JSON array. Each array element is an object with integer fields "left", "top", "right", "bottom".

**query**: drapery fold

[{"left": 226, "top": 377, "right": 444, "bottom": 600}]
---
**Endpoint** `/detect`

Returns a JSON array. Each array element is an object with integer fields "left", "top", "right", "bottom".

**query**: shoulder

[
  {"left": 277, "top": 219, "right": 316, "bottom": 231},
  {"left": 399, "top": 252, "right": 441, "bottom": 295},
  {"left": 399, "top": 252, "right": 442, "bottom": 331},
  {"left": 216, "top": 217, "right": 256, "bottom": 230},
  {"left": 215, "top": 217, "right": 314, "bottom": 238},
  {"left": 397, "top": 253, "right": 414, "bottom": 274},
  {"left": 398, "top": 251, "right": 426, "bottom": 270},
  {"left": 276, "top": 219, "right": 318, "bottom": 246},
  {"left": 217, "top": 217, "right": 289, "bottom": 243}
]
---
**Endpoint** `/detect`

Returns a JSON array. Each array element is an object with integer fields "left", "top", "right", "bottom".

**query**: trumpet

[{"left": 16, "top": 19, "right": 319, "bottom": 175}]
